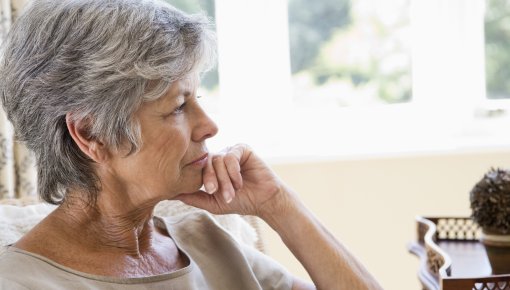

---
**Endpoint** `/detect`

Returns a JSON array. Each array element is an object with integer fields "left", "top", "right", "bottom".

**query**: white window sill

[{"left": 206, "top": 103, "right": 510, "bottom": 163}]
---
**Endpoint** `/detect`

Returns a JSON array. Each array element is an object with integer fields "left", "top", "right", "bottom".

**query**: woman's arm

[
  {"left": 174, "top": 144, "right": 383, "bottom": 290},
  {"left": 261, "top": 186, "right": 382, "bottom": 290}
]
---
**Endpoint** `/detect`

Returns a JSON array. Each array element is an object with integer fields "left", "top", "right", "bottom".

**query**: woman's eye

[{"left": 172, "top": 102, "right": 186, "bottom": 114}]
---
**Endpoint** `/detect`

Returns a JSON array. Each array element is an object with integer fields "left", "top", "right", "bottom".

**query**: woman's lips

[{"left": 187, "top": 153, "right": 208, "bottom": 167}]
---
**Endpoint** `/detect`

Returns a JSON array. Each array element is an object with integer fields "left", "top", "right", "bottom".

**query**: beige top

[{"left": 0, "top": 212, "right": 293, "bottom": 290}]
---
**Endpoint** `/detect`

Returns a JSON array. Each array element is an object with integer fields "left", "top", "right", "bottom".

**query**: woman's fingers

[
  {"left": 212, "top": 155, "right": 236, "bottom": 203},
  {"left": 203, "top": 153, "right": 218, "bottom": 194},
  {"left": 224, "top": 153, "right": 243, "bottom": 190},
  {"left": 204, "top": 144, "right": 248, "bottom": 204}
]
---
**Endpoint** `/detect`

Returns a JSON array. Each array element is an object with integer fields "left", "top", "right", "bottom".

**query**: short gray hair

[{"left": 0, "top": 0, "right": 216, "bottom": 204}]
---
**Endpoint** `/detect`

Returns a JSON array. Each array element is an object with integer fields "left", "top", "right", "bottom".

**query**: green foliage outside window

[
  {"left": 162, "top": 0, "right": 509, "bottom": 102},
  {"left": 485, "top": 0, "right": 510, "bottom": 99},
  {"left": 288, "top": 0, "right": 412, "bottom": 105},
  {"left": 288, "top": 0, "right": 351, "bottom": 74}
]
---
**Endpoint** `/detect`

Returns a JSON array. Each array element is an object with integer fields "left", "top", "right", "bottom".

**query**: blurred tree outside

[
  {"left": 163, "top": 0, "right": 218, "bottom": 91},
  {"left": 288, "top": 0, "right": 351, "bottom": 74},
  {"left": 288, "top": 0, "right": 412, "bottom": 106},
  {"left": 485, "top": 0, "right": 510, "bottom": 99}
]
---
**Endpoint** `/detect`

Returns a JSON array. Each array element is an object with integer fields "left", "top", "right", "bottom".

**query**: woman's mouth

[{"left": 187, "top": 153, "right": 208, "bottom": 167}]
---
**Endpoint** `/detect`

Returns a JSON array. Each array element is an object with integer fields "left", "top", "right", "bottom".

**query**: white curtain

[{"left": 0, "top": 0, "right": 37, "bottom": 200}]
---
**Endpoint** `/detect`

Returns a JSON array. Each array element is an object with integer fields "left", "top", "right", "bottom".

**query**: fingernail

[
  {"left": 223, "top": 191, "right": 233, "bottom": 203},
  {"left": 205, "top": 182, "right": 216, "bottom": 194}
]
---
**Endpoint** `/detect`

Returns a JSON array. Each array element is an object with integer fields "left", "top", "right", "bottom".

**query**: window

[
  {"left": 185, "top": 0, "right": 510, "bottom": 159},
  {"left": 288, "top": 0, "right": 412, "bottom": 107},
  {"left": 485, "top": 0, "right": 510, "bottom": 100}
]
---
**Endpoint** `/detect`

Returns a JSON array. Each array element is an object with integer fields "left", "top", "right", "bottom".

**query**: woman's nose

[{"left": 192, "top": 107, "right": 218, "bottom": 142}]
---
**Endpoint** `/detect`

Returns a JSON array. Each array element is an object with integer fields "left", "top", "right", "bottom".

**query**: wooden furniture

[{"left": 408, "top": 216, "right": 510, "bottom": 290}]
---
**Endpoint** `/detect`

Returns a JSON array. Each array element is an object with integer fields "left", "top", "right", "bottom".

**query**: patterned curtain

[{"left": 0, "top": 0, "right": 37, "bottom": 200}]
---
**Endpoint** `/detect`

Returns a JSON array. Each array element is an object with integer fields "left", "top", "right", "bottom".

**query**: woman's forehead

[
  {"left": 158, "top": 75, "right": 200, "bottom": 103},
  {"left": 180, "top": 75, "right": 199, "bottom": 93}
]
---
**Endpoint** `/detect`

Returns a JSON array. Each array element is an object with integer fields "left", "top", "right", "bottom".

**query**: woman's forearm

[{"left": 260, "top": 187, "right": 383, "bottom": 290}]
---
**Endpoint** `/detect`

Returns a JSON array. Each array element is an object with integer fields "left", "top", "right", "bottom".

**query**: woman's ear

[{"left": 65, "top": 113, "right": 109, "bottom": 163}]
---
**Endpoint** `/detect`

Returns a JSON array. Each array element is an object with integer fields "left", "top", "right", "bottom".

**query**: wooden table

[{"left": 408, "top": 216, "right": 510, "bottom": 290}]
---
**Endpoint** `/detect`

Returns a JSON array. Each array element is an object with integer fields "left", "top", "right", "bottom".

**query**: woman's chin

[
  {"left": 189, "top": 176, "right": 205, "bottom": 192},
  {"left": 177, "top": 180, "right": 204, "bottom": 195}
]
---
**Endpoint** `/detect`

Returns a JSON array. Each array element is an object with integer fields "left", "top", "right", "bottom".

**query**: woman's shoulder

[
  {"left": 0, "top": 277, "right": 31, "bottom": 290},
  {"left": 156, "top": 211, "right": 246, "bottom": 251},
  {"left": 153, "top": 201, "right": 260, "bottom": 249},
  {"left": 0, "top": 247, "right": 29, "bottom": 270},
  {"left": 0, "top": 247, "right": 44, "bottom": 289},
  {"left": 156, "top": 211, "right": 228, "bottom": 238},
  {"left": 155, "top": 212, "right": 294, "bottom": 290},
  {"left": 155, "top": 207, "right": 261, "bottom": 252}
]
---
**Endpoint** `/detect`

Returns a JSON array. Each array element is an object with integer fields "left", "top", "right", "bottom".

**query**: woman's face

[{"left": 106, "top": 78, "right": 218, "bottom": 203}]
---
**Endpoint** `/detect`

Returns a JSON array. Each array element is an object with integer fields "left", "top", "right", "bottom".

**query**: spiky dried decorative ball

[{"left": 470, "top": 168, "right": 510, "bottom": 234}]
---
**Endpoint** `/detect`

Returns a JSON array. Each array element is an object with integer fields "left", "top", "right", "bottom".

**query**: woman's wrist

[{"left": 257, "top": 185, "right": 308, "bottom": 232}]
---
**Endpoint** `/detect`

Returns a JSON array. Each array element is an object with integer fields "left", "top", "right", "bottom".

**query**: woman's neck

[
  {"left": 53, "top": 191, "right": 163, "bottom": 257},
  {"left": 14, "top": 188, "right": 187, "bottom": 278}
]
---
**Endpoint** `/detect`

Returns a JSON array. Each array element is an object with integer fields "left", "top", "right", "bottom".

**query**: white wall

[{"left": 262, "top": 149, "right": 510, "bottom": 290}]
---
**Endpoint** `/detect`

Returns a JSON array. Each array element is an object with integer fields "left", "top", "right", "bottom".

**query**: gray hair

[{"left": 0, "top": 0, "right": 216, "bottom": 204}]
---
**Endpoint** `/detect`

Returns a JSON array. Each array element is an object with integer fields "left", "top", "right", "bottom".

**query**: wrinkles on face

[
  {"left": 103, "top": 77, "right": 213, "bottom": 199},
  {"left": 153, "top": 127, "right": 190, "bottom": 192}
]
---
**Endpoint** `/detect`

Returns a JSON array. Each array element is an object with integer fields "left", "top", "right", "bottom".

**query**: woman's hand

[
  {"left": 173, "top": 144, "right": 292, "bottom": 218},
  {"left": 174, "top": 144, "right": 384, "bottom": 290}
]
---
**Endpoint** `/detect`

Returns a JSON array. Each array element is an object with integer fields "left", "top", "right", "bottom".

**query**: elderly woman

[{"left": 0, "top": 0, "right": 382, "bottom": 289}]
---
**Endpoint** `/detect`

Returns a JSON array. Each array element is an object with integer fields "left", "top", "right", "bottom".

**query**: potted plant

[{"left": 470, "top": 167, "right": 510, "bottom": 274}]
